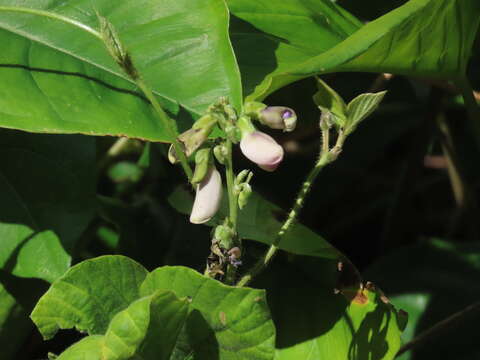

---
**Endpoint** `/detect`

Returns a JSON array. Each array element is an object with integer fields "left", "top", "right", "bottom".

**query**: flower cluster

[{"left": 170, "top": 101, "right": 297, "bottom": 224}]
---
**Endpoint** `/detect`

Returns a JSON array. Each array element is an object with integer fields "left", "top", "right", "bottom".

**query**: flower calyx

[{"left": 168, "top": 114, "right": 217, "bottom": 164}]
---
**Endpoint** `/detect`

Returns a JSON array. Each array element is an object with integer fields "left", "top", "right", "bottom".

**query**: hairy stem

[
  {"left": 136, "top": 79, "right": 192, "bottom": 180},
  {"left": 224, "top": 138, "right": 239, "bottom": 284},
  {"left": 237, "top": 128, "right": 345, "bottom": 287}
]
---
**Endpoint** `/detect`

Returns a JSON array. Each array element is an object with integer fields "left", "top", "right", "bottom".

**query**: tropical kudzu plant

[{"left": 0, "top": 0, "right": 478, "bottom": 359}]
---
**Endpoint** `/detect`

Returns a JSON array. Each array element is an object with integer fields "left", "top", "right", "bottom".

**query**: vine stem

[
  {"left": 237, "top": 129, "right": 343, "bottom": 287},
  {"left": 224, "top": 138, "right": 239, "bottom": 284},
  {"left": 0, "top": 6, "right": 102, "bottom": 39},
  {"left": 135, "top": 79, "right": 192, "bottom": 181}
]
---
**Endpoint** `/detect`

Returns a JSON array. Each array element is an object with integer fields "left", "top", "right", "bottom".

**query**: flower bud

[
  {"left": 190, "top": 166, "right": 222, "bottom": 224},
  {"left": 213, "top": 144, "right": 228, "bottom": 165},
  {"left": 191, "top": 147, "right": 212, "bottom": 185},
  {"left": 240, "top": 131, "right": 284, "bottom": 171},
  {"left": 214, "top": 223, "right": 235, "bottom": 249},
  {"left": 259, "top": 106, "right": 297, "bottom": 132},
  {"left": 238, "top": 183, "right": 252, "bottom": 210}
]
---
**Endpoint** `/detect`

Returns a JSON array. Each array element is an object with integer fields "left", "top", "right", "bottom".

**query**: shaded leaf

[
  {"left": 365, "top": 239, "right": 480, "bottom": 360},
  {"left": 255, "top": 257, "right": 403, "bottom": 360},
  {"left": 0, "top": 130, "right": 95, "bottom": 282},
  {"left": 0, "top": 280, "right": 33, "bottom": 359},
  {"left": 168, "top": 186, "right": 341, "bottom": 259}
]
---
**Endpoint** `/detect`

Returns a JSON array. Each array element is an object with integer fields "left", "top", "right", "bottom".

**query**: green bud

[
  {"left": 319, "top": 110, "right": 333, "bottom": 131},
  {"left": 214, "top": 224, "right": 235, "bottom": 249},
  {"left": 238, "top": 183, "right": 252, "bottom": 210},
  {"left": 235, "top": 169, "right": 253, "bottom": 192},
  {"left": 213, "top": 144, "right": 228, "bottom": 165},
  {"left": 191, "top": 147, "right": 212, "bottom": 185}
]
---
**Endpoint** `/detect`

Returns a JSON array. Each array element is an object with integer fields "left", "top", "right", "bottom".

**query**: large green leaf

[
  {"left": 168, "top": 186, "right": 341, "bottom": 259},
  {"left": 255, "top": 257, "right": 404, "bottom": 360},
  {"left": 229, "top": 0, "right": 480, "bottom": 100},
  {"left": 32, "top": 256, "right": 275, "bottom": 359},
  {"left": 0, "top": 0, "right": 242, "bottom": 139},
  {"left": 364, "top": 239, "right": 480, "bottom": 360},
  {"left": 141, "top": 266, "right": 276, "bottom": 360},
  {"left": 228, "top": 0, "right": 362, "bottom": 98},
  {"left": 0, "top": 130, "right": 95, "bottom": 282},
  {"left": 31, "top": 256, "right": 149, "bottom": 339}
]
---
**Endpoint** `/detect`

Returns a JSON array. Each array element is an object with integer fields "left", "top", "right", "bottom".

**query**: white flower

[
  {"left": 190, "top": 166, "right": 222, "bottom": 224},
  {"left": 240, "top": 131, "right": 284, "bottom": 171}
]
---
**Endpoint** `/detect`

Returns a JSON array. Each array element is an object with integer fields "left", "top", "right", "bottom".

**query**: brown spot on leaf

[{"left": 219, "top": 311, "right": 227, "bottom": 326}]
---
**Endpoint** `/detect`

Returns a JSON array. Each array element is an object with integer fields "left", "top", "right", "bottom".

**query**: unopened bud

[
  {"left": 213, "top": 144, "right": 228, "bottom": 165},
  {"left": 259, "top": 106, "right": 297, "bottom": 132},
  {"left": 235, "top": 169, "right": 253, "bottom": 189},
  {"left": 214, "top": 224, "right": 235, "bottom": 249},
  {"left": 238, "top": 183, "right": 252, "bottom": 210},
  {"left": 191, "top": 147, "right": 212, "bottom": 184},
  {"left": 320, "top": 110, "right": 333, "bottom": 130},
  {"left": 245, "top": 102, "right": 297, "bottom": 132}
]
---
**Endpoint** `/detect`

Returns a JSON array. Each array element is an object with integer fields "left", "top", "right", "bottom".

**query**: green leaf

[
  {"left": 346, "top": 91, "right": 387, "bottom": 134},
  {"left": 313, "top": 78, "right": 348, "bottom": 126},
  {"left": 228, "top": 0, "right": 362, "bottom": 99},
  {"left": 257, "top": 258, "right": 403, "bottom": 360},
  {"left": 230, "top": 0, "right": 480, "bottom": 100},
  {"left": 0, "top": 130, "right": 95, "bottom": 282},
  {"left": 31, "top": 255, "right": 149, "bottom": 339},
  {"left": 56, "top": 336, "right": 104, "bottom": 360},
  {"left": 364, "top": 239, "right": 480, "bottom": 360},
  {"left": 168, "top": 186, "right": 341, "bottom": 259},
  {"left": 102, "top": 291, "right": 189, "bottom": 360},
  {"left": 0, "top": 0, "right": 242, "bottom": 138},
  {"left": 141, "top": 266, "right": 276, "bottom": 360}
]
